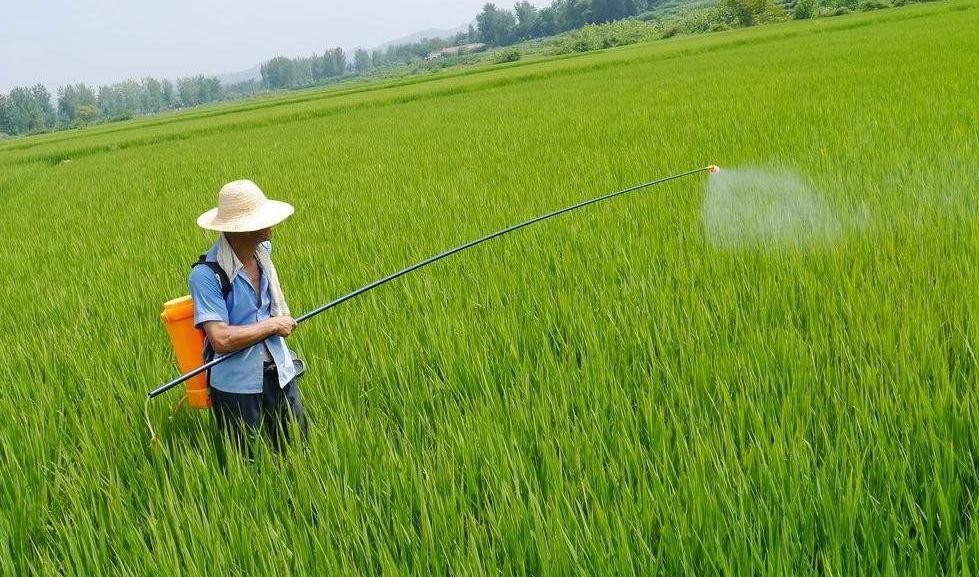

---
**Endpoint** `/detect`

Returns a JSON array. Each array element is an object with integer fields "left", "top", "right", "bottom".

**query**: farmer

[{"left": 189, "top": 179, "right": 308, "bottom": 457}]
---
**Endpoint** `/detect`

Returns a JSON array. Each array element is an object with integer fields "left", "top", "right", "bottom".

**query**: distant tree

[
  {"left": 116, "top": 80, "right": 142, "bottom": 114},
  {"left": 591, "top": 0, "right": 611, "bottom": 23},
  {"left": 323, "top": 51, "right": 336, "bottom": 78},
  {"left": 535, "top": 6, "right": 562, "bottom": 36},
  {"left": 177, "top": 77, "right": 200, "bottom": 107},
  {"left": 311, "top": 53, "right": 326, "bottom": 80},
  {"left": 566, "top": 0, "right": 594, "bottom": 28},
  {"left": 514, "top": 1, "right": 541, "bottom": 40},
  {"left": 30, "top": 84, "right": 56, "bottom": 130},
  {"left": 197, "top": 76, "right": 223, "bottom": 103},
  {"left": 0, "top": 94, "right": 10, "bottom": 135},
  {"left": 261, "top": 56, "right": 297, "bottom": 89},
  {"left": 97, "top": 85, "right": 117, "bottom": 117},
  {"left": 476, "top": 3, "right": 518, "bottom": 45},
  {"left": 293, "top": 56, "right": 314, "bottom": 86},
  {"left": 3, "top": 85, "right": 55, "bottom": 133},
  {"left": 141, "top": 77, "right": 163, "bottom": 113},
  {"left": 161, "top": 79, "right": 177, "bottom": 109},
  {"left": 56, "top": 85, "right": 75, "bottom": 124},
  {"left": 98, "top": 82, "right": 136, "bottom": 118},
  {"left": 57, "top": 83, "right": 98, "bottom": 125},
  {"left": 95, "top": 79, "right": 155, "bottom": 119},
  {"left": 589, "top": 0, "right": 638, "bottom": 22},
  {"left": 5, "top": 88, "right": 30, "bottom": 134},
  {"left": 354, "top": 49, "right": 372, "bottom": 74},
  {"left": 371, "top": 49, "right": 385, "bottom": 69},
  {"left": 330, "top": 47, "right": 347, "bottom": 75},
  {"left": 77, "top": 84, "right": 97, "bottom": 117},
  {"left": 314, "top": 48, "right": 347, "bottom": 79},
  {"left": 5, "top": 87, "right": 40, "bottom": 134}
]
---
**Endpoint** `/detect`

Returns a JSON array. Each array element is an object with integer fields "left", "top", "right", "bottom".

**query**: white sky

[{"left": 0, "top": 0, "right": 549, "bottom": 93}]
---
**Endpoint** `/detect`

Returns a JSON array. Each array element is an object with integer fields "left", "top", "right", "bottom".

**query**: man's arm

[
  {"left": 189, "top": 260, "right": 295, "bottom": 355},
  {"left": 200, "top": 317, "right": 296, "bottom": 355}
]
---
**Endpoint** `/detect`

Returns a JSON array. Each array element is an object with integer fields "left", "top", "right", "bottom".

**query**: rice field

[{"left": 2, "top": 1, "right": 979, "bottom": 574}]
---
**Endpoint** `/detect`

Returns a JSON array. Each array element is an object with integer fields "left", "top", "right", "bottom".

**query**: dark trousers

[{"left": 209, "top": 362, "right": 309, "bottom": 460}]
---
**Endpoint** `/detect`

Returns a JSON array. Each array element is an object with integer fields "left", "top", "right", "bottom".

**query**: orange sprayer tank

[{"left": 160, "top": 295, "right": 212, "bottom": 408}]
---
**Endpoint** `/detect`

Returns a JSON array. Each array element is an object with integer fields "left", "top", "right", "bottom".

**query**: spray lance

[{"left": 146, "top": 165, "right": 720, "bottom": 438}]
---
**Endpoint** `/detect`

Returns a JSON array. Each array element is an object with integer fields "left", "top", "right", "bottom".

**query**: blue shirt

[{"left": 188, "top": 240, "right": 298, "bottom": 394}]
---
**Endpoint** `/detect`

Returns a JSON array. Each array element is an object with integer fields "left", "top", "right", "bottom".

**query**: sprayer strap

[
  {"left": 191, "top": 255, "right": 232, "bottom": 380},
  {"left": 193, "top": 255, "right": 232, "bottom": 300}
]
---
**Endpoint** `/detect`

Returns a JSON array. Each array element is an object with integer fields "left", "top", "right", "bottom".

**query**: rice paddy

[{"left": 2, "top": 1, "right": 979, "bottom": 574}]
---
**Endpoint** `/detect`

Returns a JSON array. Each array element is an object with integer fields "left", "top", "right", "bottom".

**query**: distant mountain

[
  {"left": 374, "top": 24, "right": 470, "bottom": 51},
  {"left": 215, "top": 65, "right": 262, "bottom": 86}
]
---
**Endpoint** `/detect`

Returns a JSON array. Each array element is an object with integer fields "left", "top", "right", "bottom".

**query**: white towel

[{"left": 215, "top": 233, "right": 290, "bottom": 317}]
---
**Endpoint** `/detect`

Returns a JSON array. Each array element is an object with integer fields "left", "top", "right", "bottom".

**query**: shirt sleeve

[
  {"left": 260, "top": 240, "right": 272, "bottom": 255},
  {"left": 189, "top": 265, "right": 230, "bottom": 328}
]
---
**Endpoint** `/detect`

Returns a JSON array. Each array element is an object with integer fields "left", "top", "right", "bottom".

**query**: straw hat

[{"left": 196, "top": 180, "right": 294, "bottom": 232}]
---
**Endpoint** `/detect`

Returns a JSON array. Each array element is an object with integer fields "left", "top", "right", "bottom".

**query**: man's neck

[{"left": 226, "top": 236, "right": 258, "bottom": 266}]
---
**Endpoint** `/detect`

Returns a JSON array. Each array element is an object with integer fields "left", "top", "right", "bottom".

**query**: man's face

[{"left": 229, "top": 227, "right": 271, "bottom": 244}]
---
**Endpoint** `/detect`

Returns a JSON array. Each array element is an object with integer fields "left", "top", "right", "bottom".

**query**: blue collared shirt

[{"left": 188, "top": 240, "right": 297, "bottom": 394}]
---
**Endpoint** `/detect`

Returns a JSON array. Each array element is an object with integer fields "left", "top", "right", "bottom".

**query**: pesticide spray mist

[{"left": 703, "top": 167, "right": 843, "bottom": 249}]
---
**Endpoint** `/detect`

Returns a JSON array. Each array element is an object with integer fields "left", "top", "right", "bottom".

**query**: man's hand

[{"left": 265, "top": 316, "right": 297, "bottom": 337}]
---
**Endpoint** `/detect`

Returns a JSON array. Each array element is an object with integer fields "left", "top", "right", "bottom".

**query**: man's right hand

[{"left": 265, "top": 316, "right": 297, "bottom": 337}]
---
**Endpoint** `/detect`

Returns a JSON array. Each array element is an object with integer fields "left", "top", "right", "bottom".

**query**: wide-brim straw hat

[{"left": 197, "top": 179, "right": 294, "bottom": 232}]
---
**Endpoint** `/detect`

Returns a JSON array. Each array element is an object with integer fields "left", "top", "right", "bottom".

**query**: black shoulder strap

[
  {"left": 193, "top": 254, "right": 232, "bottom": 300},
  {"left": 192, "top": 254, "right": 231, "bottom": 366}
]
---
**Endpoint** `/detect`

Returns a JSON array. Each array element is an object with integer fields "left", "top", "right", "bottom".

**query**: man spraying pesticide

[
  {"left": 160, "top": 180, "right": 308, "bottom": 457},
  {"left": 151, "top": 166, "right": 721, "bottom": 456}
]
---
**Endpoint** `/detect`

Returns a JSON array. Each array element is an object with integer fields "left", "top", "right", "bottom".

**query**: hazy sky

[{"left": 0, "top": 0, "right": 548, "bottom": 93}]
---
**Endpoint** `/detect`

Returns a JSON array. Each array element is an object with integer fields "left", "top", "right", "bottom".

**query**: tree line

[
  {"left": 471, "top": 0, "right": 904, "bottom": 46},
  {"left": 260, "top": 47, "right": 349, "bottom": 90},
  {"left": 474, "top": 0, "right": 656, "bottom": 46},
  {"left": 0, "top": 75, "right": 226, "bottom": 136},
  {"left": 1, "top": 35, "right": 472, "bottom": 135},
  {"left": 257, "top": 30, "right": 480, "bottom": 90}
]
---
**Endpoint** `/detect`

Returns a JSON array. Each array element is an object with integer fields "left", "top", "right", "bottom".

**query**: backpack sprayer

[{"left": 148, "top": 165, "right": 720, "bottom": 439}]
